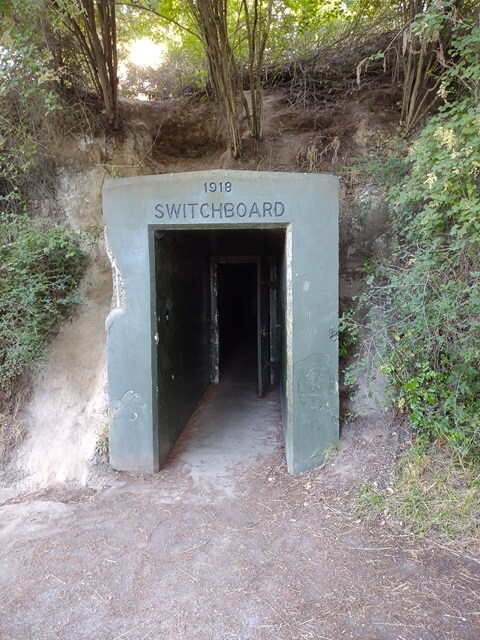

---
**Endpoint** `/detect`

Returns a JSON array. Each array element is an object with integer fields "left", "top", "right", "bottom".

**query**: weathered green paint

[
  {"left": 103, "top": 170, "right": 338, "bottom": 474},
  {"left": 154, "top": 234, "right": 211, "bottom": 468}
]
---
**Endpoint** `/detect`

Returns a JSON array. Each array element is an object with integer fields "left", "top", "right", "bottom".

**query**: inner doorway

[
  {"left": 104, "top": 170, "right": 339, "bottom": 475},
  {"left": 217, "top": 261, "right": 257, "bottom": 383},
  {"left": 212, "top": 256, "right": 275, "bottom": 397}
]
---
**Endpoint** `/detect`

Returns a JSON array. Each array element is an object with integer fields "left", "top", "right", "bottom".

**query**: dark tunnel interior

[
  {"left": 217, "top": 262, "right": 258, "bottom": 381},
  {"left": 153, "top": 227, "right": 287, "bottom": 464}
]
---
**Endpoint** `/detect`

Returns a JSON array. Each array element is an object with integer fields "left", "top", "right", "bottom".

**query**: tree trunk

[
  {"left": 52, "top": 0, "right": 119, "bottom": 128},
  {"left": 188, "top": 0, "right": 242, "bottom": 157},
  {"left": 241, "top": 0, "right": 273, "bottom": 141},
  {"left": 399, "top": 0, "right": 462, "bottom": 134}
]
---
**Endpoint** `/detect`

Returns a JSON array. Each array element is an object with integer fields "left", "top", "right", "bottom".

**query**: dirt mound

[{"left": 120, "top": 96, "right": 226, "bottom": 161}]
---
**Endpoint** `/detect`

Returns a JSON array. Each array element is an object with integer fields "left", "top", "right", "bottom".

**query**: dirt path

[{"left": 1, "top": 412, "right": 479, "bottom": 640}]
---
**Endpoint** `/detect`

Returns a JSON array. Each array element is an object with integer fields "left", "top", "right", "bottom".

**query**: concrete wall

[
  {"left": 153, "top": 234, "right": 211, "bottom": 466},
  {"left": 278, "top": 228, "right": 290, "bottom": 438},
  {"left": 290, "top": 209, "right": 338, "bottom": 473}
]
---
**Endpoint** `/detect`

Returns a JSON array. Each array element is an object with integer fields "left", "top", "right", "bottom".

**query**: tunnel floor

[{"left": 166, "top": 342, "right": 282, "bottom": 491}]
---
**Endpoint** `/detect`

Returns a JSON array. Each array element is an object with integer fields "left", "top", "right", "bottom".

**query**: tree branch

[{"left": 115, "top": 0, "right": 200, "bottom": 40}]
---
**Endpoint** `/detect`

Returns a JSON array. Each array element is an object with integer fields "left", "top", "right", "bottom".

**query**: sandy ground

[{"left": 1, "top": 384, "right": 479, "bottom": 640}]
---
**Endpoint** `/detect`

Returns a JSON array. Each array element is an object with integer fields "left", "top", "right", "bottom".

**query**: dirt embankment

[
  {"left": 3, "top": 88, "right": 396, "bottom": 490},
  {"left": 1, "top": 89, "right": 478, "bottom": 640}
]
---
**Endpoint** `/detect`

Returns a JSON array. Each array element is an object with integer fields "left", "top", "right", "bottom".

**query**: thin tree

[
  {"left": 52, "top": 0, "right": 119, "bottom": 128},
  {"left": 241, "top": 0, "right": 274, "bottom": 141},
  {"left": 398, "top": 0, "right": 461, "bottom": 133},
  {"left": 118, "top": 0, "right": 275, "bottom": 155},
  {"left": 187, "top": 0, "right": 243, "bottom": 157}
]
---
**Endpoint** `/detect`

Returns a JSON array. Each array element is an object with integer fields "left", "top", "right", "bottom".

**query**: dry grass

[
  {"left": 297, "top": 136, "right": 341, "bottom": 172},
  {"left": 355, "top": 442, "right": 480, "bottom": 549},
  {"left": 0, "top": 377, "right": 30, "bottom": 463},
  {"left": 0, "top": 411, "right": 27, "bottom": 463}
]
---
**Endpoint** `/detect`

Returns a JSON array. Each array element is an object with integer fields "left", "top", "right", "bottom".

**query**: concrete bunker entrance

[
  {"left": 153, "top": 228, "right": 286, "bottom": 469},
  {"left": 103, "top": 170, "right": 339, "bottom": 475}
]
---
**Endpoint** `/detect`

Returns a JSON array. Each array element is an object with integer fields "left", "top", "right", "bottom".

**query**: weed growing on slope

[{"left": 349, "top": 14, "right": 480, "bottom": 546}]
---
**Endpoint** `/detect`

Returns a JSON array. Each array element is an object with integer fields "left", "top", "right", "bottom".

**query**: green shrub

[
  {"left": 338, "top": 309, "right": 359, "bottom": 359},
  {"left": 0, "top": 220, "right": 87, "bottom": 403},
  {"left": 0, "top": 4, "right": 87, "bottom": 407},
  {"left": 355, "top": 16, "right": 480, "bottom": 460}
]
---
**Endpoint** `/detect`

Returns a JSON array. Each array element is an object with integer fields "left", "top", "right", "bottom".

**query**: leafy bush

[
  {"left": 338, "top": 310, "right": 359, "bottom": 359},
  {"left": 0, "top": 220, "right": 87, "bottom": 403},
  {"left": 355, "top": 16, "right": 480, "bottom": 458},
  {"left": 0, "top": 4, "right": 88, "bottom": 459}
]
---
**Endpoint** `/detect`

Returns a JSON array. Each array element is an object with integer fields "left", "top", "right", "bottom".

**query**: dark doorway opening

[
  {"left": 218, "top": 262, "right": 257, "bottom": 383},
  {"left": 153, "top": 227, "right": 286, "bottom": 469}
]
